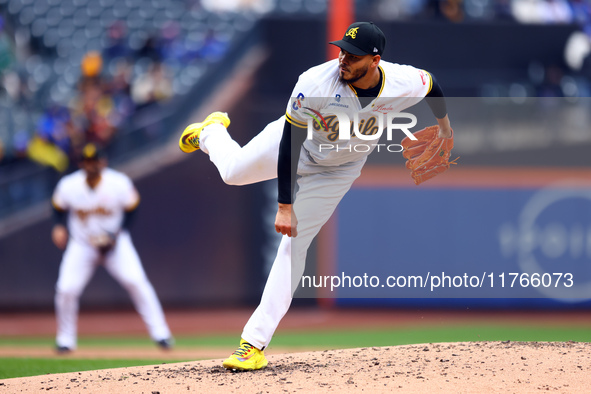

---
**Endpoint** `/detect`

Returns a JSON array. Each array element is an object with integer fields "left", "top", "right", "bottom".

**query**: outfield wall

[{"left": 325, "top": 167, "right": 591, "bottom": 307}]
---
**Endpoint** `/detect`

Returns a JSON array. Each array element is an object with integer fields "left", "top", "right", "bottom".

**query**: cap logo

[
  {"left": 83, "top": 143, "right": 97, "bottom": 158},
  {"left": 373, "top": 47, "right": 378, "bottom": 53},
  {"left": 345, "top": 27, "right": 359, "bottom": 39}
]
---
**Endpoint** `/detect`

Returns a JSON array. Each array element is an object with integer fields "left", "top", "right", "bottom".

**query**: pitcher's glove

[
  {"left": 401, "top": 125, "right": 458, "bottom": 185},
  {"left": 90, "top": 232, "right": 117, "bottom": 255}
]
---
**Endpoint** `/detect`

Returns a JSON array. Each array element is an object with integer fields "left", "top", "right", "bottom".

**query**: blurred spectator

[
  {"left": 564, "top": 31, "right": 591, "bottom": 71},
  {"left": 570, "top": 0, "right": 591, "bottom": 36},
  {"left": 512, "top": 0, "right": 573, "bottom": 24},
  {"left": 106, "top": 58, "right": 136, "bottom": 128},
  {"left": 2, "top": 70, "right": 21, "bottom": 102},
  {"left": 440, "top": 0, "right": 465, "bottom": 22},
  {"left": 183, "top": 31, "right": 206, "bottom": 63},
  {"left": 160, "top": 21, "right": 184, "bottom": 63},
  {"left": 26, "top": 104, "right": 78, "bottom": 173},
  {"left": 131, "top": 61, "right": 172, "bottom": 138},
  {"left": 104, "top": 21, "right": 132, "bottom": 63},
  {"left": 2, "top": 69, "right": 34, "bottom": 108},
  {"left": 13, "top": 26, "right": 32, "bottom": 64},
  {"left": 70, "top": 52, "right": 117, "bottom": 149},
  {"left": 373, "top": 0, "right": 428, "bottom": 20},
  {"left": 37, "top": 105, "right": 78, "bottom": 155},
  {"left": 544, "top": 0, "right": 574, "bottom": 23},
  {"left": 422, "top": 0, "right": 447, "bottom": 19},
  {"left": 137, "top": 34, "right": 163, "bottom": 63},
  {"left": 199, "top": 29, "right": 231, "bottom": 62},
  {"left": 200, "top": 0, "right": 274, "bottom": 14},
  {"left": 26, "top": 134, "right": 69, "bottom": 173},
  {"left": 0, "top": 137, "right": 4, "bottom": 163},
  {"left": 81, "top": 51, "right": 103, "bottom": 80},
  {"left": 131, "top": 62, "right": 173, "bottom": 108},
  {"left": 76, "top": 78, "right": 117, "bottom": 147}
]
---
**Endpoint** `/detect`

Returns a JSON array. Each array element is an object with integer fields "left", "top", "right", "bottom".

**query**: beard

[{"left": 339, "top": 63, "right": 370, "bottom": 84}]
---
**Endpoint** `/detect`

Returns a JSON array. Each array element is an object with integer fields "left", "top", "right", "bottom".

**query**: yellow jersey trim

[
  {"left": 51, "top": 198, "right": 66, "bottom": 212},
  {"left": 347, "top": 65, "right": 385, "bottom": 103},
  {"left": 285, "top": 112, "right": 308, "bottom": 129},
  {"left": 347, "top": 83, "right": 358, "bottom": 97},
  {"left": 376, "top": 65, "right": 386, "bottom": 99},
  {"left": 125, "top": 196, "right": 140, "bottom": 212},
  {"left": 424, "top": 70, "right": 433, "bottom": 94}
]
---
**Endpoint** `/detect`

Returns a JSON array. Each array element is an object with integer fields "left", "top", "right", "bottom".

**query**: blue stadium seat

[{"left": 33, "top": 0, "right": 49, "bottom": 16}]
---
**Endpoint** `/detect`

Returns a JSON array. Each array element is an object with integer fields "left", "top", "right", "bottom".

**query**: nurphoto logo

[{"left": 304, "top": 109, "right": 418, "bottom": 153}]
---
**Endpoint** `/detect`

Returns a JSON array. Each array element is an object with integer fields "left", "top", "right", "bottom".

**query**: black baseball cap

[
  {"left": 80, "top": 143, "right": 105, "bottom": 161},
  {"left": 329, "top": 22, "right": 386, "bottom": 57}
]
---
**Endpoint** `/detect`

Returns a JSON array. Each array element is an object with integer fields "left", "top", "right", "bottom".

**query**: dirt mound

[{"left": 2, "top": 341, "right": 590, "bottom": 393}]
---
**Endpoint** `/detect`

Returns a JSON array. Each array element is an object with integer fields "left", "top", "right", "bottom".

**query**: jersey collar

[
  {"left": 85, "top": 174, "right": 102, "bottom": 190},
  {"left": 346, "top": 65, "right": 385, "bottom": 106}
]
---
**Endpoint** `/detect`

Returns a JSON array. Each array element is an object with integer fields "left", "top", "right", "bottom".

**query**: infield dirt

[{"left": 2, "top": 341, "right": 591, "bottom": 393}]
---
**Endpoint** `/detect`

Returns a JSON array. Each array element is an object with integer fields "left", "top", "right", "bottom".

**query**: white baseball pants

[
  {"left": 200, "top": 118, "right": 363, "bottom": 350},
  {"left": 241, "top": 163, "right": 362, "bottom": 349},
  {"left": 55, "top": 231, "right": 171, "bottom": 349},
  {"left": 199, "top": 116, "right": 284, "bottom": 185}
]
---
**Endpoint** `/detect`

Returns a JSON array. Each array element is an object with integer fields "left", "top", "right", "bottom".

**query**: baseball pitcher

[{"left": 179, "top": 21, "right": 454, "bottom": 370}]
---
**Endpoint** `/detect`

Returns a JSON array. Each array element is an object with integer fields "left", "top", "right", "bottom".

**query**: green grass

[
  {"left": 0, "top": 358, "right": 184, "bottom": 380},
  {"left": 269, "top": 325, "right": 591, "bottom": 348},
  {"left": 1, "top": 324, "right": 590, "bottom": 380}
]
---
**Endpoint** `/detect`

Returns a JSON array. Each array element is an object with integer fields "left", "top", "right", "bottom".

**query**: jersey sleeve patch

[
  {"left": 285, "top": 67, "right": 326, "bottom": 129},
  {"left": 411, "top": 68, "right": 432, "bottom": 97}
]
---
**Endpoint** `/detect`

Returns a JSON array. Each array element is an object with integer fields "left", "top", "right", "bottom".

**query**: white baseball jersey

[
  {"left": 285, "top": 59, "right": 432, "bottom": 167},
  {"left": 52, "top": 168, "right": 140, "bottom": 245},
  {"left": 52, "top": 166, "right": 171, "bottom": 349}
]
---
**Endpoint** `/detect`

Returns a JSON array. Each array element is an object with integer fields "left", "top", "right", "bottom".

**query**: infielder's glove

[
  {"left": 401, "top": 125, "right": 458, "bottom": 185},
  {"left": 90, "top": 232, "right": 117, "bottom": 255}
]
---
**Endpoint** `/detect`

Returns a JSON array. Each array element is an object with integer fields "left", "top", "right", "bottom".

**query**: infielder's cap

[
  {"left": 329, "top": 22, "right": 386, "bottom": 57},
  {"left": 80, "top": 143, "right": 105, "bottom": 161}
]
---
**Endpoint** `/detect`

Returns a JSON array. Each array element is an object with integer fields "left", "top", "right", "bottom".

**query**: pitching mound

[{"left": 2, "top": 341, "right": 590, "bottom": 393}]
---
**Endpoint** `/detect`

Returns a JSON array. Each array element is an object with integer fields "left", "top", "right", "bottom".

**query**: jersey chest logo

[
  {"left": 75, "top": 206, "right": 114, "bottom": 222},
  {"left": 292, "top": 93, "right": 305, "bottom": 111},
  {"left": 311, "top": 114, "right": 380, "bottom": 142}
]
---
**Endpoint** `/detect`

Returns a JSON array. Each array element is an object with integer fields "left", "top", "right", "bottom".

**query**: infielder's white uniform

[
  {"left": 52, "top": 168, "right": 171, "bottom": 349},
  {"left": 200, "top": 59, "right": 432, "bottom": 350}
]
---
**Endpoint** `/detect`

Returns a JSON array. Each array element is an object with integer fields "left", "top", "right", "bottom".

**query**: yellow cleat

[
  {"left": 222, "top": 338, "right": 268, "bottom": 371},
  {"left": 178, "top": 111, "right": 231, "bottom": 153}
]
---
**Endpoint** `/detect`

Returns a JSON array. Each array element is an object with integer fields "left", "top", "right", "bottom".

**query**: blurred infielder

[
  {"left": 51, "top": 143, "right": 172, "bottom": 353},
  {"left": 179, "top": 22, "right": 452, "bottom": 370}
]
